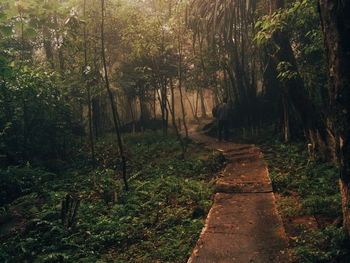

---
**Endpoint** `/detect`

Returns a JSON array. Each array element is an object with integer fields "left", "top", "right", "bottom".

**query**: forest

[{"left": 0, "top": 0, "right": 350, "bottom": 262}]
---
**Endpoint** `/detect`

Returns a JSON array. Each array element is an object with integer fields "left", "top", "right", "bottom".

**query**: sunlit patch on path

[{"left": 187, "top": 126, "right": 289, "bottom": 263}]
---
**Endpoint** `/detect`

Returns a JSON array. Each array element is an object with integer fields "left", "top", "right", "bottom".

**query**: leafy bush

[
  {"left": 0, "top": 166, "right": 56, "bottom": 206},
  {"left": 0, "top": 66, "right": 81, "bottom": 169},
  {"left": 292, "top": 226, "right": 350, "bottom": 263}
]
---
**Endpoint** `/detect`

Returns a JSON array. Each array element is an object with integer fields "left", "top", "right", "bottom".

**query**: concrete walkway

[{"left": 187, "top": 128, "right": 288, "bottom": 263}]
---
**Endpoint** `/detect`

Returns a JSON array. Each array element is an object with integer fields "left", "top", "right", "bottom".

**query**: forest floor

[
  {"left": 2, "top": 121, "right": 349, "bottom": 262},
  {"left": 0, "top": 131, "right": 225, "bottom": 263},
  {"left": 185, "top": 123, "right": 289, "bottom": 263}
]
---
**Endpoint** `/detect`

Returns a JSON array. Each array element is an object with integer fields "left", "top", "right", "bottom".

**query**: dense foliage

[
  {"left": 0, "top": 132, "right": 224, "bottom": 263},
  {"left": 0, "top": 66, "right": 80, "bottom": 169}
]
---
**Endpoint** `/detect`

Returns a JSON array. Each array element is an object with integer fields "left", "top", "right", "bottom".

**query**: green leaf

[
  {"left": 255, "top": 20, "right": 262, "bottom": 28},
  {"left": 0, "top": 12, "right": 6, "bottom": 22},
  {"left": 0, "top": 25, "right": 13, "bottom": 36},
  {"left": 23, "top": 27, "right": 37, "bottom": 38}
]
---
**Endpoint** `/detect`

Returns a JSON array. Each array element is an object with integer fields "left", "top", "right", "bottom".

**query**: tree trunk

[
  {"left": 161, "top": 83, "right": 168, "bottom": 136},
  {"left": 177, "top": 35, "right": 188, "bottom": 137},
  {"left": 170, "top": 79, "right": 176, "bottom": 129},
  {"left": 199, "top": 89, "right": 207, "bottom": 118},
  {"left": 43, "top": 19, "right": 55, "bottom": 69},
  {"left": 84, "top": 0, "right": 95, "bottom": 167},
  {"left": 128, "top": 98, "right": 136, "bottom": 134},
  {"left": 153, "top": 88, "right": 156, "bottom": 119},
  {"left": 318, "top": 0, "right": 350, "bottom": 234},
  {"left": 156, "top": 82, "right": 168, "bottom": 136},
  {"left": 194, "top": 90, "right": 199, "bottom": 119},
  {"left": 185, "top": 93, "right": 198, "bottom": 122},
  {"left": 167, "top": 81, "right": 186, "bottom": 158},
  {"left": 101, "top": 0, "right": 128, "bottom": 191},
  {"left": 281, "top": 92, "right": 289, "bottom": 143}
]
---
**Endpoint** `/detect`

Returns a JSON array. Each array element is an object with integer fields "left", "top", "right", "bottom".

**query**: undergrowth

[
  {"left": 0, "top": 131, "right": 224, "bottom": 263},
  {"left": 231, "top": 125, "right": 350, "bottom": 263}
]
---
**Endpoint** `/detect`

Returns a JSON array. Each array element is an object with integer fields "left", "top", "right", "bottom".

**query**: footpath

[{"left": 187, "top": 127, "right": 289, "bottom": 263}]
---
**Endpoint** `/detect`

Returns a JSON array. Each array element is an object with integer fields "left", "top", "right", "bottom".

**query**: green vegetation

[
  {"left": 264, "top": 142, "right": 349, "bottom": 262},
  {"left": 0, "top": 132, "right": 224, "bottom": 263},
  {"left": 1, "top": 0, "right": 350, "bottom": 261},
  {"left": 0, "top": 66, "right": 80, "bottom": 169},
  {"left": 231, "top": 127, "right": 350, "bottom": 263}
]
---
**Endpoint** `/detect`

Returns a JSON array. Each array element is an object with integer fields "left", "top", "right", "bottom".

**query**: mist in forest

[{"left": 1, "top": 0, "right": 350, "bottom": 262}]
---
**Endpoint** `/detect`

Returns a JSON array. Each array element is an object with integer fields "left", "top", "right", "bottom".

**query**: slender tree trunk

[
  {"left": 185, "top": 93, "right": 198, "bottom": 122},
  {"left": 199, "top": 89, "right": 207, "bottom": 118},
  {"left": 84, "top": 0, "right": 95, "bottom": 167},
  {"left": 167, "top": 89, "right": 186, "bottom": 158},
  {"left": 22, "top": 97, "right": 28, "bottom": 161},
  {"left": 128, "top": 99, "right": 136, "bottom": 134},
  {"left": 101, "top": 0, "right": 128, "bottom": 191},
  {"left": 198, "top": 37, "right": 208, "bottom": 118},
  {"left": 177, "top": 35, "right": 188, "bottom": 137},
  {"left": 54, "top": 12, "right": 64, "bottom": 73},
  {"left": 139, "top": 94, "right": 144, "bottom": 131},
  {"left": 195, "top": 90, "right": 199, "bottom": 119},
  {"left": 161, "top": 83, "right": 168, "bottom": 136},
  {"left": 156, "top": 83, "right": 168, "bottom": 136},
  {"left": 43, "top": 22, "right": 55, "bottom": 69},
  {"left": 168, "top": 81, "right": 178, "bottom": 133},
  {"left": 92, "top": 97, "right": 100, "bottom": 138},
  {"left": 281, "top": 93, "right": 289, "bottom": 142},
  {"left": 170, "top": 79, "right": 176, "bottom": 128},
  {"left": 153, "top": 88, "right": 156, "bottom": 119},
  {"left": 319, "top": 0, "right": 350, "bottom": 235}
]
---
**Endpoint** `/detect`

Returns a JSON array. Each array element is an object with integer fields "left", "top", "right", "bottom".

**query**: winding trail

[{"left": 187, "top": 125, "right": 289, "bottom": 263}]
